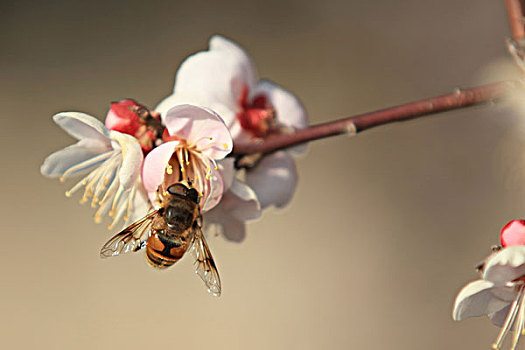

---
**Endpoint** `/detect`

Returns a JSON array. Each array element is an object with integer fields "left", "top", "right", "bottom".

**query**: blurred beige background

[{"left": 1, "top": 0, "right": 522, "bottom": 349}]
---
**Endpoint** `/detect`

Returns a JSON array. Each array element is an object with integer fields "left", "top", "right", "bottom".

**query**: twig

[
  {"left": 505, "top": 0, "right": 525, "bottom": 42},
  {"left": 232, "top": 81, "right": 518, "bottom": 156}
]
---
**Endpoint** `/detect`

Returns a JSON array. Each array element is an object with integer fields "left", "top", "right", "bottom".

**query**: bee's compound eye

[
  {"left": 167, "top": 184, "right": 187, "bottom": 197},
  {"left": 187, "top": 188, "right": 200, "bottom": 204}
]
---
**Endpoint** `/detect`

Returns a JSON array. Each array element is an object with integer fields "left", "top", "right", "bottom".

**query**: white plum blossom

[
  {"left": 141, "top": 105, "right": 233, "bottom": 212},
  {"left": 453, "top": 246, "right": 525, "bottom": 350},
  {"left": 41, "top": 112, "right": 149, "bottom": 229},
  {"left": 156, "top": 35, "right": 307, "bottom": 239}
]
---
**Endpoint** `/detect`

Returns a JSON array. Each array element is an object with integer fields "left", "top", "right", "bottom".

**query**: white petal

[
  {"left": 453, "top": 280, "right": 511, "bottom": 321},
  {"left": 251, "top": 79, "right": 308, "bottom": 130},
  {"left": 245, "top": 151, "right": 298, "bottom": 209},
  {"left": 490, "top": 304, "right": 512, "bottom": 328},
  {"left": 40, "top": 139, "right": 111, "bottom": 178},
  {"left": 484, "top": 246, "right": 525, "bottom": 285},
  {"left": 202, "top": 179, "right": 260, "bottom": 242},
  {"left": 227, "top": 179, "right": 261, "bottom": 221},
  {"left": 217, "top": 158, "right": 235, "bottom": 192},
  {"left": 126, "top": 185, "right": 151, "bottom": 224},
  {"left": 172, "top": 35, "right": 257, "bottom": 112},
  {"left": 53, "top": 112, "right": 111, "bottom": 143},
  {"left": 109, "top": 131, "right": 144, "bottom": 190}
]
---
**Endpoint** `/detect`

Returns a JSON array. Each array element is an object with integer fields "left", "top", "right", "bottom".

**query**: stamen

[
  {"left": 511, "top": 291, "right": 525, "bottom": 350},
  {"left": 493, "top": 285, "right": 525, "bottom": 349},
  {"left": 166, "top": 164, "right": 173, "bottom": 175}
]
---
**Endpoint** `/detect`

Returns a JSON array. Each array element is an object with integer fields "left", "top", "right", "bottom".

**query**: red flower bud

[
  {"left": 105, "top": 99, "right": 147, "bottom": 136},
  {"left": 500, "top": 219, "right": 525, "bottom": 247}
]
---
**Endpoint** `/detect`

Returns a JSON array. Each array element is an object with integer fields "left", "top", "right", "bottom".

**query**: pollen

[
  {"left": 166, "top": 164, "right": 173, "bottom": 175},
  {"left": 222, "top": 143, "right": 228, "bottom": 149},
  {"left": 65, "top": 191, "right": 72, "bottom": 197}
]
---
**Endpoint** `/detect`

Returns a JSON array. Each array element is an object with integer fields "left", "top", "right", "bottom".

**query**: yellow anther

[
  {"left": 180, "top": 167, "right": 185, "bottom": 173},
  {"left": 124, "top": 216, "right": 129, "bottom": 221},
  {"left": 60, "top": 176, "right": 66, "bottom": 183},
  {"left": 109, "top": 209, "right": 116, "bottom": 217},
  {"left": 65, "top": 191, "right": 72, "bottom": 197},
  {"left": 206, "top": 173, "right": 211, "bottom": 180},
  {"left": 79, "top": 197, "right": 88, "bottom": 204},
  {"left": 163, "top": 191, "right": 168, "bottom": 196},
  {"left": 107, "top": 224, "right": 114, "bottom": 230},
  {"left": 492, "top": 344, "right": 499, "bottom": 350},
  {"left": 94, "top": 215, "right": 102, "bottom": 224},
  {"left": 222, "top": 143, "right": 228, "bottom": 149},
  {"left": 166, "top": 165, "right": 173, "bottom": 175}
]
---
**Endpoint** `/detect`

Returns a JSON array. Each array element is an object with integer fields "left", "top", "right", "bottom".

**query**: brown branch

[
  {"left": 505, "top": 0, "right": 525, "bottom": 42},
  {"left": 232, "top": 81, "right": 519, "bottom": 156}
]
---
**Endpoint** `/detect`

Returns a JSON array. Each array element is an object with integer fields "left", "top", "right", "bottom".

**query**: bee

[{"left": 100, "top": 182, "right": 221, "bottom": 296}]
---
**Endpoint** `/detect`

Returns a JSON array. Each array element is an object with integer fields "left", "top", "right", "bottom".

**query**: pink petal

[
  {"left": 164, "top": 105, "right": 232, "bottom": 160},
  {"left": 245, "top": 151, "right": 298, "bottom": 209},
  {"left": 201, "top": 165, "right": 224, "bottom": 212},
  {"left": 141, "top": 141, "right": 180, "bottom": 194},
  {"left": 172, "top": 35, "right": 257, "bottom": 112}
]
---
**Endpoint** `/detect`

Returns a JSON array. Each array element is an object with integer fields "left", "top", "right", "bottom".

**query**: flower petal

[
  {"left": 489, "top": 304, "right": 512, "bottom": 328},
  {"left": 164, "top": 105, "right": 232, "bottom": 160},
  {"left": 53, "top": 112, "right": 111, "bottom": 143},
  {"left": 109, "top": 131, "right": 143, "bottom": 189},
  {"left": 453, "top": 280, "right": 511, "bottom": 321},
  {"left": 204, "top": 215, "right": 247, "bottom": 243},
  {"left": 40, "top": 139, "right": 111, "bottom": 178},
  {"left": 245, "top": 151, "right": 298, "bottom": 209},
  {"left": 201, "top": 164, "right": 224, "bottom": 212},
  {"left": 251, "top": 79, "right": 308, "bottom": 130},
  {"left": 217, "top": 158, "right": 235, "bottom": 192},
  {"left": 203, "top": 180, "right": 260, "bottom": 242},
  {"left": 126, "top": 185, "right": 151, "bottom": 224},
  {"left": 227, "top": 179, "right": 261, "bottom": 221},
  {"left": 484, "top": 246, "right": 525, "bottom": 285},
  {"left": 141, "top": 141, "right": 180, "bottom": 195},
  {"left": 171, "top": 35, "right": 257, "bottom": 112}
]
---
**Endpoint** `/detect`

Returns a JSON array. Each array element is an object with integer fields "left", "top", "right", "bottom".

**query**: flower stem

[{"left": 232, "top": 81, "right": 519, "bottom": 156}]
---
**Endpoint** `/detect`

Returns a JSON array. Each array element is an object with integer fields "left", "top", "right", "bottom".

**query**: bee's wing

[
  {"left": 100, "top": 210, "right": 159, "bottom": 258},
  {"left": 191, "top": 227, "right": 222, "bottom": 296}
]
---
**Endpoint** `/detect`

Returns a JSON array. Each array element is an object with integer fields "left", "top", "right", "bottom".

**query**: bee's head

[{"left": 166, "top": 183, "right": 200, "bottom": 204}]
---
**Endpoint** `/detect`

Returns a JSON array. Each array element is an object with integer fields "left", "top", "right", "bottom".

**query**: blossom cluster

[{"left": 40, "top": 35, "right": 307, "bottom": 241}]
